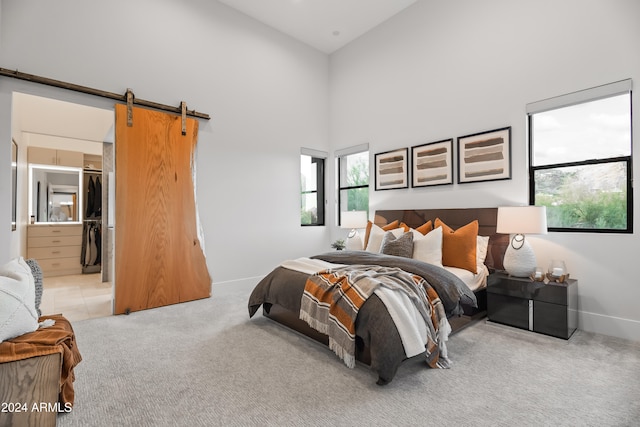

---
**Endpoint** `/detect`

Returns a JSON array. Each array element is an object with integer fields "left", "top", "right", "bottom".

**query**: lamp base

[
  {"left": 346, "top": 230, "right": 363, "bottom": 250},
  {"left": 503, "top": 235, "right": 537, "bottom": 277}
]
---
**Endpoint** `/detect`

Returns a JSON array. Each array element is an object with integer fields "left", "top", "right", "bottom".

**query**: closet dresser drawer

[
  {"left": 27, "top": 225, "right": 82, "bottom": 238},
  {"left": 28, "top": 236, "right": 82, "bottom": 248},
  {"left": 27, "top": 225, "right": 83, "bottom": 277}
]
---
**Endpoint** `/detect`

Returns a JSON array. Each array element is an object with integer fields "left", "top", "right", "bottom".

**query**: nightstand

[{"left": 487, "top": 272, "right": 578, "bottom": 339}]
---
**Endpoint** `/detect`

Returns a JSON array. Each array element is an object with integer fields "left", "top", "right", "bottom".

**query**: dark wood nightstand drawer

[
  {"left": 534, "top": 300, "right": 571, "bottom": 339},
  {"left": 487, "top": 293, "right": 529, "bottom": 330}
]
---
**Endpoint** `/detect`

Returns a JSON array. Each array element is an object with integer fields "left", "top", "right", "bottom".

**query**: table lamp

[
  {"left": 496, "top": 206, "right": 548, "bottom": 277},
  {"left": 341, "top": 211, "right": 368, "bottom": 250}
]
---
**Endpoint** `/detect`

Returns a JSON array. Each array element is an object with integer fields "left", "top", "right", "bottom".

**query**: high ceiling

[
  {"left": 13, "top": 1, "right": 416, "bottom": 143},
  {"left": 218, "top": 0, "right": 417, "bottom": 53}
]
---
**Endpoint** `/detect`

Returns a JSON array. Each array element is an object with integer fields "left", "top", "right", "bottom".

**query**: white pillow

[
  {"left": 0, "top": 257, "right": 39, "bottom": 343},
  {"left": 365, "top": 224, "right": 404, "bottom": 253},
  {"left": 411, "top": 226, "right": 443, "bottom": 267},
  {"left": 477, "top": 236, "right": 490, "bottom": 265}
]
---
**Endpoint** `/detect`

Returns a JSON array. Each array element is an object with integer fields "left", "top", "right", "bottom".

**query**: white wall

[
  {"left": 0, "top": 0, "right": 331, "bottom": 284},
  {"left": 329, "top": 0, "right": 640, "bottom": 340}
]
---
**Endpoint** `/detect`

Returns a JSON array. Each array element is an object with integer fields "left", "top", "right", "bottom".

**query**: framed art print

[
  {"left": 411, "top": 138, "right": 453, "bottom": 187},
  {"left": 457, "top": 126, "right": 511, "bottom": 183},
  {"left": 374, "top": 148, "right": 408, "bottom": 190}
]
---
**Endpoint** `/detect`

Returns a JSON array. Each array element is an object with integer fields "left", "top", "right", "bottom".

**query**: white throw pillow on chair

[{"left": 0, "top": 257, "right": 39, "bottom": 342}]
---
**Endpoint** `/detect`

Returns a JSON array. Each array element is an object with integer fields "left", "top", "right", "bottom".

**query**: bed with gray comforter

[{"left": 248, "top": 251, "right": 478, "bottom": 385}]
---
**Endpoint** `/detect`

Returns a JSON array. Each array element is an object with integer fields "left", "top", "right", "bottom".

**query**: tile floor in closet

[{"left": 40, "top": 273, "right": 113, "bottom": 322}]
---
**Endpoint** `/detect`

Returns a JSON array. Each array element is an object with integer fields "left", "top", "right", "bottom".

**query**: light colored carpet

[{"left": 58, "top": 280, "right": 640, "bottom": 426}]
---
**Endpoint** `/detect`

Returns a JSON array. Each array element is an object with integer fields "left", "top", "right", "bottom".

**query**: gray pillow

[
  {"left": 380, "top": 232, "right": 414, "bottom": 258},
  {"left": 25, "top": 258, "right": 43, "bottom": 317}
]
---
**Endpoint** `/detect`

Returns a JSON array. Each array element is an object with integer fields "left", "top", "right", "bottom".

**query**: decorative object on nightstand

[
  {"left": 496, "top": 206, "right": 548, "bottom": 277},
  {"left": 531, "top": 266, "right": 545, "bottom": 282},
  {"left": 341, "top": 210, "right": 368, "bottom": 250},
  {"left": 547, "top": 259, "right": 569, "bottom": 283}
]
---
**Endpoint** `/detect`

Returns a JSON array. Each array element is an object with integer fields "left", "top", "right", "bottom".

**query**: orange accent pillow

[
  {"left": 363, "top": 220, "right": 399, "bottom": 250},
  {"left": 434, "top": 218, "right": 478, "bottom": 273},
  {"left": 415, "top": 220, "right": 433, "bottom": 235}
]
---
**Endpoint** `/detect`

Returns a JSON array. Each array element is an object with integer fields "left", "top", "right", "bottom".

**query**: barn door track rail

[{"left": 0, "top": 67, "right": 210, "bottom": 128}]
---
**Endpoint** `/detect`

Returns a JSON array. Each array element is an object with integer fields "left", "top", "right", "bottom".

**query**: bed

[{"left": 248, "top": 208, "right": 508, "bottom": 385}]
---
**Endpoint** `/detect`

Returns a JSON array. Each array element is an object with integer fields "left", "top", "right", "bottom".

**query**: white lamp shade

[
  {"left": 341, "top": 211, "right": 368, "bottom": 229},
  {"left": 497, "top": 206, "right": 548, "bottom": 235}
]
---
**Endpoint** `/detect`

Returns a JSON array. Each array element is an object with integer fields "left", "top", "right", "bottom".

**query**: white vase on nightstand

[
  {"left": 503, "top": 234, "right": 537, "bottom": 277},
  {"left": 346, "top": 231, "right": 363, "bottom": 250}
]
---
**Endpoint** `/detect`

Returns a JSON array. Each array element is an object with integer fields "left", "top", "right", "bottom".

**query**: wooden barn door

[{"left": 113, "top": 104, "right": 210, "bottom": 314}]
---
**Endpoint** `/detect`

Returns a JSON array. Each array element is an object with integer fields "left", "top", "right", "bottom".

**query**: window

[
  {"left": 301, "top": 149, "right": 325, "bottom": 226},
  {"left": 528, "top": 80, "right": 632, "bottom": 232},
  {"left": 337, "top": 144, "right": 369, "bottom": 225}
]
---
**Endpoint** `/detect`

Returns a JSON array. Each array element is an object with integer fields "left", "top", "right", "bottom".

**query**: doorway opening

[{"left": 12, "top": 92, "right": 114, "bottom": 322}]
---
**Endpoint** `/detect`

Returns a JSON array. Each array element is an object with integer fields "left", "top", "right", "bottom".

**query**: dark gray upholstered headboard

[{"left": 374, "top": 207, "right": 508, "bottom": 271}]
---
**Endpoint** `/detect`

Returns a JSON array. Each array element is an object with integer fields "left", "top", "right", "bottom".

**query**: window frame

[
  {"left": 300, "top": 149, "right": 326, "bottom": 227},
  {"left": 336, "top": 144, "right": 369, "bottom": 227},
  {"left": 527, "top": 80, "right": 633, "bottom": 233}
]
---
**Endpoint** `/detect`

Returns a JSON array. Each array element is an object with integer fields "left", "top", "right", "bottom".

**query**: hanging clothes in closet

[
  {"left": 85, "top": 175, "right": 102, "bottom": 218},
  {"left": 81, "top": 220, "right": 102, "bottom": 271},
  {"left": 83, "top": 170, "right": 102, "bottom": 273}
]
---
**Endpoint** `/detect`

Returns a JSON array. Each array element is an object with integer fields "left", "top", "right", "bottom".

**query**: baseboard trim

[
  {"left": 578, "top": 309, "right": 640, "bottom": 343},
  {"left": 212, "top": 276, "right": 265, "bottom": 288}
]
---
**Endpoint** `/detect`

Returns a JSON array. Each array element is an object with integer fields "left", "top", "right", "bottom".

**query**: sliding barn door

[{"left": 114, "top": 104, "right": 210, "bottom": 314}]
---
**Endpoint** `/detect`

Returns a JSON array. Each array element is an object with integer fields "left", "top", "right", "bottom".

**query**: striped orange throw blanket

[{"left": 300, "top": 264, "right": 448, "bottom": 369}]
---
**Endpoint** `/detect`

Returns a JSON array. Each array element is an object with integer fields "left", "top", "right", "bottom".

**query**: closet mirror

[{"left": 29, "top": 164, "right": 82, "bottom": 223}]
